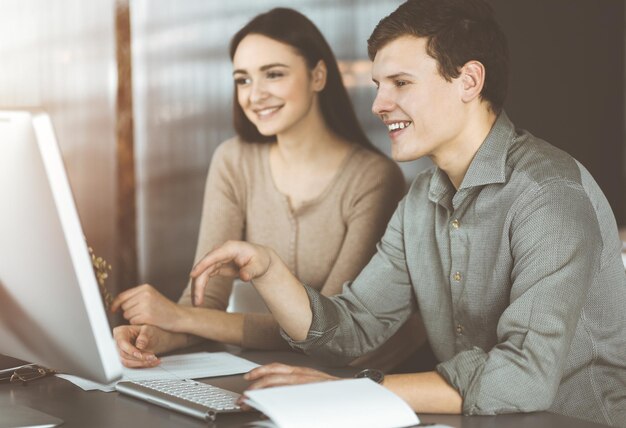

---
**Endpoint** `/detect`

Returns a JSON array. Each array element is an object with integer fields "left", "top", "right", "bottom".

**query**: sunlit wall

[{"left": 0, "top": 1, "right": 119, "bottom": 287}]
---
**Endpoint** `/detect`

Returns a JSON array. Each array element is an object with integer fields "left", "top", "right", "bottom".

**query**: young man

[{"left": 136, "top": 0, "right": 626, "bottom": 425}]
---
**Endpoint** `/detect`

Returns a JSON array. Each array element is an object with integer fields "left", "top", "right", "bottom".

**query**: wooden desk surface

[{"left": 0, "top": 345, "right": 610, "bottom": 428}]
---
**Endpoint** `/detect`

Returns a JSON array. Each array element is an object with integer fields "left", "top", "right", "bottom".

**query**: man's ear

[
  {"left": 459, "top": 60, "right": 485, "bottom": 103},
  {"left": 311, "top": 60, "right": 328, "bottom": 92}
]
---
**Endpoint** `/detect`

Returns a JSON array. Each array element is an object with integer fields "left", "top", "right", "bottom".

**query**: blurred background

[{"left": 0, "top": 0, "right": 624, "bottom": 309}]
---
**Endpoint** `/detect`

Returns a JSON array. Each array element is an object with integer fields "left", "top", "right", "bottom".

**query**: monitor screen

[{"left": 0, "top": 110, "right": 122, "bottom": 384}]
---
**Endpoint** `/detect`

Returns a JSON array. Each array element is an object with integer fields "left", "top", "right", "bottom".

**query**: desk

[{"left": 0, "top": 345, "right": 610, "bottom": 428}]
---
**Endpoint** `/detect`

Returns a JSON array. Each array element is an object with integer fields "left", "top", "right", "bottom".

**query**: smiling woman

[
  {"left": 232, "top": 34, "right": 328, "bottom": 151},
  {"left": 111, "top": 7, "right": 424, "bottom": 372}
]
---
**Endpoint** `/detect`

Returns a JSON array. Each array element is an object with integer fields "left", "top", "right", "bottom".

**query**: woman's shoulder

[
  {"left": 329, "top": 145, "right": 405, "bottom": 213},
  {"left": 347, "top": 146, "right": 404, "bottom": 185},
  {"left": 212, "top": 136, "right": 270, "bottom": 166},
  {"left": 333, "top": 145, "right": 406, "bottom": 206}
]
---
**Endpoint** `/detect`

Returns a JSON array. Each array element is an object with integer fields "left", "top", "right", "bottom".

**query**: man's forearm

[
  {"left": 252, "top": 249, "right": 312, "bottom": 341},
  {"left": 384, "top": 371, "right": 462, "bottom": 414}
]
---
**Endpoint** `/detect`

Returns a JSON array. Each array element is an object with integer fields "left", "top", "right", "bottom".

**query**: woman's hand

[
  {"left": 110, "top": 284, "right": 186, "bottom": 332},
  {"left": 190, "top": 240, "right": 273, "bottom": 306},
  {"left": 112, "top": 324, "right": 187, "bottom": 368}
]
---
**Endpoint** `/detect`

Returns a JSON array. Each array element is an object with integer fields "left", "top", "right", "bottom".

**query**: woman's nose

[{"left": 249, "top": 80, "right": 268, "bottom": 104}]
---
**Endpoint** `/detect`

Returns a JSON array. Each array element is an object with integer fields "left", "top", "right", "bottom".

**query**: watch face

[{"left": 355, "top": 369, "right": 384, "bottom": 384}]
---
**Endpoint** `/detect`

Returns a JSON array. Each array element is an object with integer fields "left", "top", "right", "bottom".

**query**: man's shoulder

[{"left": 507, "top": 130, "right": 586, "bottom": 189}]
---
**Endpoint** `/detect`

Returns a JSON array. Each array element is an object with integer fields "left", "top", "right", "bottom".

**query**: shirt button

[
  {"left": 456, "top": 324, "right": 463, "bottom": 335},
  {"left": 451, "top": 219, "right": 460, "bottom": 229},
  {"left": 453, "top": 272, "right": 462, "bottom": 282}
]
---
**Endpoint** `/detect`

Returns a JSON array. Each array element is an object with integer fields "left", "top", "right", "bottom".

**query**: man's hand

[
  {"left": 112, "top": 324, "right": 185, "bottom": 368},
  {"left": 190, "top": 240, "right": 272, "bottom": 306},
  {"left": 237, "top": 363, "right": 340, "bottom": 408},
  {"left": 191, "top": 241, "right": 312, "bottom": 341},
  {"left": 110, "top": 284, "right": 185, "bottom": 332}
]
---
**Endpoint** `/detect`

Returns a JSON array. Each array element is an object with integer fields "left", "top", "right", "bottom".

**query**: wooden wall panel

[{"left": 115, "top": 0, "right": 138, "bottom": 291}]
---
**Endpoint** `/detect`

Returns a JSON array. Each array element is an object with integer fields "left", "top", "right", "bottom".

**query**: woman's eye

[
  {"left": 266, "top": 71, "right": 284, "bottom": 79},
  {"left": 234, "top": 77, "right": 251, "bottom": 86},
  {"left": 395, "top": 80, "right": 409, "bottom": 87}
]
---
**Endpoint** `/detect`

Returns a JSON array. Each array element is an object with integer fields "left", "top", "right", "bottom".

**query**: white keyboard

[{"left": 116, "top": 378, "right": 242, "bottom": 422}]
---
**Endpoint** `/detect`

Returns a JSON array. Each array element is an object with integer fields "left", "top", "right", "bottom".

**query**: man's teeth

[{"left": 387, "top": 122, "right": 411, "bottom": 131}]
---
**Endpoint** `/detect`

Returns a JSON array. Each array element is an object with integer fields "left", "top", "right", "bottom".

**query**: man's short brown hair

[{"left": 368, "top": 0, "right": 509, "bottom": 113}]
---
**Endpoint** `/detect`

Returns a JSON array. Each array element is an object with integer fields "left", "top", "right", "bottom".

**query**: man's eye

[
  {"left": 395, "top": 80, "right": 408, "bottom": 87},
  {"left": 234, "top": 77, "right": 251, "bottom": 86}
]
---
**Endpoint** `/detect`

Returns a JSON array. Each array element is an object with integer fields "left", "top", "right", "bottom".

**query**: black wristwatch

[{"left": 354, "top": 368, "right": 385, "bottom": 384}]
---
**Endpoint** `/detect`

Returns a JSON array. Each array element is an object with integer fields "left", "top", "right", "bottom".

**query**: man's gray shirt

[{"left": 282, "top": 112, "right": 626, "bottom": 426}]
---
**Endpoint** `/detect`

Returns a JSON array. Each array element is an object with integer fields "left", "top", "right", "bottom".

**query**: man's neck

[{"left": 433, "top": 107, "right": 498, "bottom": 190}]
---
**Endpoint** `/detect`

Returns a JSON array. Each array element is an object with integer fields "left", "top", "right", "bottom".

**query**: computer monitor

[{"left": 0, "top": 110, "right": 122, "bottom": 384}]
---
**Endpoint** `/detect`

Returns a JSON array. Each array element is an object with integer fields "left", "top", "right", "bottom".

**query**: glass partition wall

[
  {"left": 2, "top": 0, "right": 622, "bottom": 306},
  {"left": 130, "top": 0, "right": 416, "bottom": 300}
]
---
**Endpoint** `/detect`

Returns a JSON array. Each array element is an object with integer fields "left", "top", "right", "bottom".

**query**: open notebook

[{"left": 244, "top": 378, "right": 420, "bottom": 428}]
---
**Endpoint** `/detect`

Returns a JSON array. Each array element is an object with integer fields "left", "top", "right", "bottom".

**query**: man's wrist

[
  {"left": 354, "top": 368, "right": 385, "bottom": 384},
  {"left": 252, "top": 248, "right": 280, "bottom": 290}
]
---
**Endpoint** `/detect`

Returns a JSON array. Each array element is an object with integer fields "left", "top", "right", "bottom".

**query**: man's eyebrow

[
  {"left": 232, "top": 63, "right": 289, "bottom": 76},
  {"left": 371, "top": 72, "right": 414, "bottom": 84},
  {"left": 386, "top": 72, "right": 414, "bottom": 79}
]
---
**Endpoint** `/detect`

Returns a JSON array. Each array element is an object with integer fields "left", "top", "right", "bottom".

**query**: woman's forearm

[{"left": 174, "top": 307, "right": 246, "bottom": 346}]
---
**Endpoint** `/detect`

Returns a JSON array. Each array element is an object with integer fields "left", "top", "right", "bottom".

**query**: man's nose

[{"left": 372, "top": 87, "right": 394, "bottom": 116}]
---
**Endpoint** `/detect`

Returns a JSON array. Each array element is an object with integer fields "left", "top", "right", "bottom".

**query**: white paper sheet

[
  {"left": 244, "top": 378, "right": 420, "bottom": 428},
  {"left": 56, "top": 352, "right": 258, "bottom": 392}
]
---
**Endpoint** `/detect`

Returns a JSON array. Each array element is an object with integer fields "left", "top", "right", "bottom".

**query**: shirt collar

[
  {"left": 428, "top": 111, "right": 516, "bottom": 202},
  {"left": 459, "top": 111, "right": 515, "bottom": 189}
]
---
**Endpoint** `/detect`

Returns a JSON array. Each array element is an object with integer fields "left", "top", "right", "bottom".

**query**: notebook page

[
  {"left": 57, "top": 352, "right": 258, "bottom": 391},
  {"left": 244, "top": 378, "right": 419, "bottom": 428}
]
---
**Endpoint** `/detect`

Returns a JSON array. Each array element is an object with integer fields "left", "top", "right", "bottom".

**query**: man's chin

[{"left": 390, "top": 150, "right": 422, "bottom": 163}]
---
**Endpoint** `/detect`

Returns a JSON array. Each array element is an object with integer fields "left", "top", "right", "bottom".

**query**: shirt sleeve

[
  {"left": 178, "top": 140, "right": 246, "bottom": 309},
  {"left": 281, "top": 196, "right": 417, "bottom": 366},
  {"left": 436, "top": 180, "right": 603, "bottom": 414}
]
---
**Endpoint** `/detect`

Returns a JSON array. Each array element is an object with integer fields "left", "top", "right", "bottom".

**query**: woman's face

[{"left": 233, "top": 34, "right": 323, "bottom": 138}]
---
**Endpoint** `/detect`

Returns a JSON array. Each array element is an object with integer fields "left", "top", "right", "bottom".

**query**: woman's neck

[
  {"left": 273, "top": 102, "right": 350, "bottom": 167},
  {"left": 268, "top": 104, "right": 353, "bottom": 209},
  {"left": 274, "top": 129, "right": 348, "bottom": 167}
]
